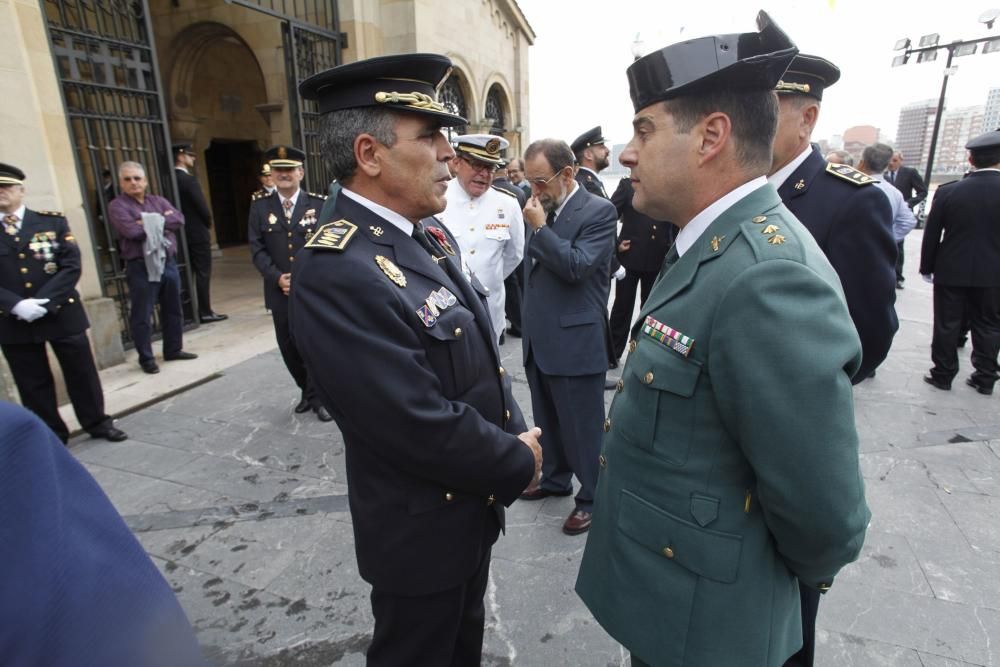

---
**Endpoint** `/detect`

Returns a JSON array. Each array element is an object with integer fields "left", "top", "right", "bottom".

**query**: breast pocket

[
  {"left": 421, "top": 307, "right": 479, "bottom": 396},
  {"left": 485, "top": 226, "right": 510, "bottom": 242},
  {"left": 612, "top": 338, "right": 701, "bottom": 465}
]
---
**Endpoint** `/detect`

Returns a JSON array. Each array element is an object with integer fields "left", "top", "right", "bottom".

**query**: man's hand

[
  {"left": 135, "top": 219, "right": 143, "bottom": 226},
  {"left": 278, "top": 273, "right": 291, "bottom": 294},
  {"left": 518, "top": 427, "right": 543, "bottom": 492},
  {"left": 618, "top": 239, "right": 632, "bottom": 253},
  {"left": 523, "top": 196, "right": 546, "bottom": 231},
  {"left": 11, "top": 298, "right": 50, "bottom": 322},
  {"left": 613, "top": 265, "right": 627, "bottom": 281}
]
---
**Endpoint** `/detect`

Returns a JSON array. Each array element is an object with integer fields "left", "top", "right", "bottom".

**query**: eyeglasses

[
  {"left": 528, "top": 170, "right": 564, "bottom": 188},
  {"left": 460, "top": 157, "right": 497, "bottom": 174}
]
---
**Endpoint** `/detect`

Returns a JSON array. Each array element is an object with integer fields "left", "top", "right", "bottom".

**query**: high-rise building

[
  {"left": 935, "top": 105, "right": 985, "bottom": 175},
  {"left": 894, "top": 100, "right": 937, "bottom": 173},
  {"left": 984, "top": 87, "right": 1000, "bottom": 134}
]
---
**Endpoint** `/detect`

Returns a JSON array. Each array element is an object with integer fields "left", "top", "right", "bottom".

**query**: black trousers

[
  {"left": 895, "top": 240, "right": 905, "bottom": 282},
  {"left": 783, "top": 583, "right": 820, "bottom": 667},
  {"left": 609, "top": 269, "right": 659, "bottom": 360},
  {"left": 524, "top": 355, "right": 604, "bottom": 511},
  {"left": 271, "top": 305, "right": 316, "bottom": 406},
  {"left": 930, "top": 284, "right": 1000, "bottom": 387},
  {"left": 503, "top": 260, "right": 524, "bottom": 333},
  {"left": 367, "top": 545, "right": 493, "bottom": 666},
  {"left": 187, "top": 242, "right": 213, "bottom": 317},
  {"left": 2, "top": 332, "right": 111, "bottom": 442}
]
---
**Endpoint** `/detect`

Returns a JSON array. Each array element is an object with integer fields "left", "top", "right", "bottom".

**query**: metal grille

[
  {"left": 43, "top": 0, "right": 193, "bottom": 346},
  {"left": 485, "top": 85, "right": 506, "bottom": 135},
  {"left": 440, "top": 75, "right": 468, "bottom": 140}
]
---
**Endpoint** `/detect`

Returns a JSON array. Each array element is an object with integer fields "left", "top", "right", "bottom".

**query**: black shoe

[
  {"left": 896, "top": 280, "right": 904, "bottom": 290},
  {"left": 499, "top": 333, "right": 506, "bottom": 345},
  {"left": 506, "top": 327, "right": 522, "bottom": 338},
  {"left": 519, "top": 486, "right": 573, "bottom": 501},
  {"left": 294, "top": 397, "right": 311, "bottom": 414},
  {"left": 200, "top": 313, "right": 228, "bottom": 323},
  {"left": 164, "top": 351, "right": 198, "bottom": 361},
  {"left": 140, "top": 361, "right": 160, "bottom": 374},
  {"left": 965, "top": 378, "right": 994, "bottom": 395},
  {"left": 314, "top": 405, "right": 334, "bottom": 422},
  {"left": 90, "top": 426, "right": 128, "bottom": 442},
  {"left": 923, "top": 375, "right": 951, "bottom": 391},
  {"left": 957, "top": 337, "right": 968, "bottom": 349}
]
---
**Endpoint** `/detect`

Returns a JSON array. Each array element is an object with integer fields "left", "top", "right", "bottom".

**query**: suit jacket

[
  {"left": 886, "top": 165, "right": 928, "bottom": 208},
  {"left": 610, "top": 177, "right": 674, "bottom": 273},
  {"left": 0, "top": 401, "right": 207, "bottom": 667},
  {"left": 248, "top": 188, "right": 326, "bottom": 311},
  {"left": 778, "top": 148, "right": 897, "bottom": 381},
  {"left": 289, "top": 194, "right": 534, "bottom": 596},
  {"left": 522, "top": 186, "right": 617, "bottom": 376},
  {"left": 0, "top": 210, "right": 89, "bottom": 345},
  {"left": 576, "top": 184, "right": 869, "bottom": 667},
  {"left": 919, "top": 169, "right": 1000, "bottom": 286},
  {"left": 174, "top": 168, "right": 212, "bottom": 246}
]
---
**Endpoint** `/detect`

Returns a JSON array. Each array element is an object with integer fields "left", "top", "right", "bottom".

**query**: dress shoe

[
  {"left": 499, "top": 333, "right": 506, "bottom": 346},
  {"left": 563, "top": 509, "right": 592, "bottom": 535},
  {"left": 140, "top": 361, "right": 160, "bottom": 374},
  {"left": 519, "top": 486, "right": 572, "bottom": 501},
  {"left": 895, "top": 280, "right": 904, "bottom": 290},
  {"left": 923, "top": 375, "right": 951, "bottom": 391},
  {"left": 966, "top": 378, "right": 994, "bottom": 395},
  {"left": 164, "top": 351, "right": 198, "bottom": 361},
  {"left": 314, "top": 405, "right": 334, "bottom": 422},
  {"left": 294, "top": 397, "right": 311, "bottom": 414},
  {"left": 200, "top": 312, "right": 228, "bottom": 323},
  {"left": 957, "top": 337, "right": 968, "bottom": 349},
  {"left": 90, "top": 426, "right": 128, "bottom": 442},
  {"left": 506, "top": 327, "right": 522, "bottom": 338}
]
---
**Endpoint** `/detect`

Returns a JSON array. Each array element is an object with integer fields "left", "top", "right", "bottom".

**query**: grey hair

[
  {"left": 825, "top": 150, "right": 854, "bottom": 166},
  {"left": 861, "top": 143, "right": 894, "bottom": 173},
  {"left": 319, "top": 108, "right": 398, "bottom": 183},
  {"left": 117, "top": 161, "right": 145, "bottom": 178}
]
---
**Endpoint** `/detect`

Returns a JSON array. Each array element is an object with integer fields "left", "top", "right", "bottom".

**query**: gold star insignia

[
  {"left": 761, "top": 224, "right": 779, "bottom": 234},
  {"left": 710, "top": 235, "right": 725, "bottom": 252},
  {"left": 767, "top": 234, "right": 786, "bottom": 245},
  {"left": 752, "top": 215, "right": 767, "bottom": 223}
]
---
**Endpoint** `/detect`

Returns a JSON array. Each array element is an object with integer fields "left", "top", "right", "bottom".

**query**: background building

[
  {"left": 983, "top": 86, "right": 1000, "bottom": 133},
  {"left": 934, "top": 104, "right": 985, "bottom": 175},
  {"left": 894, "top": 99, "right": 937, "bottom": 173},
  {"left": 0, "top": 0, "right": 533, "bottom": 401}
]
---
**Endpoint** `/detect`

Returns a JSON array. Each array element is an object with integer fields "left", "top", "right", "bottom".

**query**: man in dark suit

[
  {"left": 519, "top": 138, "right": 618, "bottom": 535},
  {"left": 0, "top": 401, "right": 205, "bottom": 667},
  {"left": 571, "top": 126, "right": 611, "bottom": 198},
  {"left": 770, "top": 54, "right": 896, "bottom": 386},
  {"left": 607, "top": 176, "right": 674, "bottom": 361},
  {"left": 248, "top": 145, "right": 330, "bottom": 421},
  {"left": 173, "top": 143, "right": 226, "bottom": 323},
  {"left": 0, "top": 163, "right": 126, "bottom": 443},
  {"left": 769, "top": 54, "right": 896, "bottom": 667},
  {"left": 887, "top": 151, "right": 928, "bottom": 289},
  {"left": 920, "top": 129, "right": 1000, "bottom": 395},
  {"left": 292, "top": 53, "right": 542, "bottom": 667}
]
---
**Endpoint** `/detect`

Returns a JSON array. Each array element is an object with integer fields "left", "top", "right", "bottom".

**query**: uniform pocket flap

[
  {"left": 618, "top": 489, "right": 742, "bottom": 584},
  {"left": 423, "top": 307, "right": 475, "bottom": 341},
  {"left": 689, "top": 493, "right": 719, "bottom": 527},
  {"left": 559, "top": 310, "right": 599, "bottom": 328},
  {"left": 628, "top": 342, "right": 701, "bottom": 397}
]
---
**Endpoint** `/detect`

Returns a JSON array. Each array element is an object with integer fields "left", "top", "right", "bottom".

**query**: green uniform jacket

[{"left": 576, "top": 184, "right": 870, "bottom": 667}]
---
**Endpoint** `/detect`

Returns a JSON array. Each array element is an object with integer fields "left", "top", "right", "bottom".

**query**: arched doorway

[
  {"left": 166, "top": 22, "right": 269, "bottom": 246},
  {"left": 440, "top": 72, "right": 471, "bottom": 138},
  {"left": 485, "top": 84, "right": 508, "bottom": 135}
]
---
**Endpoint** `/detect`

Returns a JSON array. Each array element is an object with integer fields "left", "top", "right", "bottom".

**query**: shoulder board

[
  {"left": 304, "top": 219, "right": 358, "bottom": 252},
  {"left": 251, "top": 190, "right": 267, "bottom": 201},
  {"left": 36, "top": 210, "right": 64, "bottom": 217},
  {"left": 825, "top": 163, "right": 876, "bottom": 186},
  {"left": 491, "top": 185, "right": 517, "bottom": 199},
  {"left": 739, "top": 212, "right": 802, "bottom": 259},
  {"left": 308, "top": 192, "right": 328, "bottom": 200}
]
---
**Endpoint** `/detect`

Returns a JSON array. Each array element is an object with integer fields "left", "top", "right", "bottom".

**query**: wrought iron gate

[{"left": 42, "top": 0, "right": 194, "bottom": 346}]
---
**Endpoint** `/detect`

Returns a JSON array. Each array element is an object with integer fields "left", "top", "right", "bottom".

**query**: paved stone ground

[{"left": 69, "top": 231, "right": 1000, "bottom": 666}]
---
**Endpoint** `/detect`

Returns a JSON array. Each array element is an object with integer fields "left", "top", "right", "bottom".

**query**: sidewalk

[{"left": 67, "top": 230, "right": 1000, "bottom": 666}]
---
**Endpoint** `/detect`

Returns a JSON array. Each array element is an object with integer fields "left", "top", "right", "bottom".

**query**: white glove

[
  {"left": 921, "top": 274, "right": 933, "bottom": 284},
  {"left": 12, "top": 298, "right": 51, "bottom": 322},
  {"left": 613, "top": 266, "right": 627, "bottom": 281}
]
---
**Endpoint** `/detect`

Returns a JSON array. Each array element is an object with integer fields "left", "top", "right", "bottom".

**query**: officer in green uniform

[{"left": 575, "top": 13, "right": 870, "bottom": 667}]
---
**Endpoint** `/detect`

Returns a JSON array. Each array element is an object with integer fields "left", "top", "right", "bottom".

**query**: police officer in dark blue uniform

[
  {"left": 247, "top": 146, "right": 331, "bottom": 421},
  {"left": 291, "top": 54, "right": 542, "bottom": 667},
  {"left": 769, "top": 54, "right": 897, "bottom": 385},
  {"left": 0, "top": 164, "right": 126, "bottom": 443},
  {"left": 571, "top": 126, "right": 611, "bottom": 198},
  {"left": 768, "top": 55, "right": 896, "bottom": 667}
]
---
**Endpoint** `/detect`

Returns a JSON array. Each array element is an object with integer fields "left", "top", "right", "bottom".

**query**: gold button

[
  {"left": 752, "top": 215, "right": 767, "bottom": 223},
  {"left": 24, "top": 282, "right": 32, "bottom": 288},
  {"left": 20, "top": 267, "right": 28, "bottom": 274},
  {"left": 628, "top": 339, "right": 637, "bottom": 353},
  {"left": 643, "top": 371, "right": 654, "bottom": 385},
  {"left": 18, "top": 253, "right": 25, "bottom": 259},
  {"left": 652, "top": 225, "right": 657, "bottom": 230},
  {"left": 662, "top": 546, "right": 675, "bottom": 559},
  {"left": 599, "top": 454, "right": 607, "bottom": 468},
  {"left": 289, "top": 256, "right": 295, "bottom": 262},
  {"left": 603, "top": 418, "right": 611, "bottom": 432},
  {"left": 454, "top": 327, "right": 462, "bottom": 337},
  {"left": 445, "top": 492, "right": 454, "bottom": 501},
  {"left": 68, "top": 298, "right": 75, "bottom": 304},
  {"left": 498, "top": 366, "right": 505, "bottom": 377},
  {"left": 818, "top": 583, "right": 831, "bottom": 592},
  {"left": 505, "top": 409, "right": 511, "bottom": 421},
  {"left": 651, "top": 235, "right": 656, "bottom": 239},
  {"left": 616, "top": 379, "right": 624, "bottom": 392},
  {"left": 288, "top": 243, "right": 293, "bottom": 249}
]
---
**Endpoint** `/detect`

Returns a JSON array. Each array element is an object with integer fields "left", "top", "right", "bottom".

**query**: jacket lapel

[{"left": 776, "top": 147, "right": 824, "bottom": 205}]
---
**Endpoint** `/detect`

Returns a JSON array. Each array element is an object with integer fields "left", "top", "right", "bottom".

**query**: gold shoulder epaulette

[
  {"left": 491, "top": 185, "right": 517, "bottom": 199},
  {"left": 825, "top": 163, "right": 876, "bottom": 186},
  {"left": 304, "top": 219, "right": 358, "bottom": 252},
  {"left": 250, "top": 190, "right": 265, "bottom": 201},
  {"left": 36, "top": 210, "right": 64, "bottom": 217},
  {"left": 309, "top": 191, "right": 328, "bottom": 200}
]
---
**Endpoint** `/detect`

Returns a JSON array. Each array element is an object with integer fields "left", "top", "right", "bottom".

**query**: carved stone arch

[
  {"left": 482, "top": 77, "right": 513, "bottom": 134},
  {"left": 442, "top": 54, "right": 478, "bottom": 134}
]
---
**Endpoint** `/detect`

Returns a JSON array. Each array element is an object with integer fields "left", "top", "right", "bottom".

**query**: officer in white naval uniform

[{"left": 439, "top": 134, "right": 525, "bottom": 343}]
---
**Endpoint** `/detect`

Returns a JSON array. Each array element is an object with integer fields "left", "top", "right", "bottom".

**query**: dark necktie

[
  {"left": 546, "top": 210, "right": 556, "bottom": 227},
  {"left": 660, "top": 244, "right": 679, "bottom": 274},
  {"left": 411, "top": 223, "right": 439, "bottom": 257},
  {"left": 888, "top": 171, "right": 896, "bottom": 184}
]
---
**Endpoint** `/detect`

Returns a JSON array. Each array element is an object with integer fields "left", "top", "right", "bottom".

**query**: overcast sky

[{"left": 517, "top": 0, "right": 1000, "bottom": 147}]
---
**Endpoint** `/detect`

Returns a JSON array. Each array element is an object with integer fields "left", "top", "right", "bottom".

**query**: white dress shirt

[{"left": 675, "top": 177, "right": 768, "bottom": 257}]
